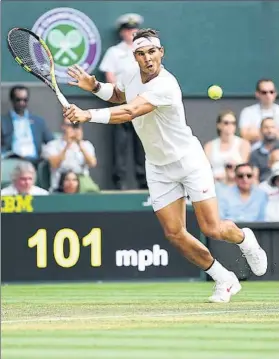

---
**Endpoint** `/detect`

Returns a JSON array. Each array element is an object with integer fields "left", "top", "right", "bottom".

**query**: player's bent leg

[
  {"left": 192, "top": 197, "right": 267, "bottom": 276},
  {"left": 155, "top": 198, "right": 241, "bottom": 302},
  {"left": 155, "top": 197, "right": 214, "bottom": 270}
]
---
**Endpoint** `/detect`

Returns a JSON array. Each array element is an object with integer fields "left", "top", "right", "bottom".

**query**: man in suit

[{"left": 1, "top": 85, "right": 54, "bottom": 166}]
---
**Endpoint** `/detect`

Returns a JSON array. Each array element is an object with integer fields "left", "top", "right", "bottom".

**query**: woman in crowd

[
  {"left": 55, "top": 170, "right": 80, "bottom": 194},
  {"left": 204, "top": 110, "right": 251, "bottom": 182}
]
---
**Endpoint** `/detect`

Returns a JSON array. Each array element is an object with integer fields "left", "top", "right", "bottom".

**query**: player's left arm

[{"left": 63, "top": 96, "right": 156, "bottom": 125}]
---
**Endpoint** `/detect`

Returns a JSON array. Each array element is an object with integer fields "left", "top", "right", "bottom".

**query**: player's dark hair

[
  {"left": 133, "top": 28, "right": 159, "bottom": 42},
  {"left": 216, "top": 110, "right": 237, "bottom": 136},
  {"left": 10, "top": 85, "right": 29, "bottom": 101},
  {"left": 256, "top": 79, "right": 275, "bottom": 92},
  {"left": 235, "top": 163, "right": 253, "bottom": 173}
]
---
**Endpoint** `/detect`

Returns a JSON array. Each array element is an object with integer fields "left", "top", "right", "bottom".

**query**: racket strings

[{"left": 9, "top": 29, "right": 52, "bottom": 80}]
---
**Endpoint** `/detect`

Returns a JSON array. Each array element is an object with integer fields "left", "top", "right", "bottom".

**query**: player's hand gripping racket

[{"left": 7, "top": 27, "right": 70, "bottom": 109}]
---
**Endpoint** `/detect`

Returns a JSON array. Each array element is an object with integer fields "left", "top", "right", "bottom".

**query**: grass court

[{"left": 2, "top": 281, "right": 279, "bottom": 359}]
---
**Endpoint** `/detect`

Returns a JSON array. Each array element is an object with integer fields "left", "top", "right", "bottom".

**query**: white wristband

[
  {"left": 89, "top": 108, "right": 111, "bottom": 124},
  {"left": 93, "top": 82, "right": 113, "bottom": 101}
]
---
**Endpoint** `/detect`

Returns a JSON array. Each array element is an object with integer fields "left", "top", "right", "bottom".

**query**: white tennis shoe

[
  {"left": 208, "top": 272, "right": 242, "bottom": 303},
  {"left": 240, "top": 228, "right": 268, "bottom": 276}
]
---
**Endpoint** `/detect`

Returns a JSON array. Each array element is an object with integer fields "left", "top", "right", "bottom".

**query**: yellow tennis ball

[{"left": 208, "top": 85, "right": 223, "bottom": 100}]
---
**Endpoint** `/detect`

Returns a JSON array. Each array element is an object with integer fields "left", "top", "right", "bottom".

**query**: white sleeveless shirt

[{"left": 209, "top": 136, "right": 243, "bottom": 176}]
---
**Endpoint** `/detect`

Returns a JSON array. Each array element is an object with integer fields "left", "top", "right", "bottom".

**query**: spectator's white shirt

[
  {"left": 1, "top": 185, "right": 48, "bottom": 195},
  {"left": 117, "top": 67, "right": 198, "bottom": 166},
  {"left": 239, "top": 103, "right": 279, "bottom": 129},
  {"left": 99, "top": 41, "right": 138, "bottom": 82},
  {"left": 42, "top": 139, "right": 96, "bottom": 190},
  {"left": 265, "top": 191, "right": 279, "bottom": 222}
]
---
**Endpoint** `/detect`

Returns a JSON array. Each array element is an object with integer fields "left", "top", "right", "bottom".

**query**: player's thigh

[
  {"left": 182, "top": 156, "right": 216, "bottom": 205},
  {"left": 182, "top": 159, "right": 220, "bottom": 233},
  {"left": 145, "top": 160, "right": 186, "bottom": 213},
  {"left": 155, "top": 197, "right": 186, "bottom": 236}
]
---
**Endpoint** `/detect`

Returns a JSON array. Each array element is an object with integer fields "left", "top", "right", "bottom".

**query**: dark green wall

[{"left": 2, "top": 1, "right": 279, "bottom": 95}]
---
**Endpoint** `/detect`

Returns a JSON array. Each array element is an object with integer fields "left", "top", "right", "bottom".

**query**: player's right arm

[{"left": 67, "top": 65, "right": 126, "bottom": 105}]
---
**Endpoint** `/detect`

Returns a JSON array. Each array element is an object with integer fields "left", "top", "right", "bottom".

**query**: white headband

[{"left": 132, "top": 37, "right": 161, "bottom": 52}]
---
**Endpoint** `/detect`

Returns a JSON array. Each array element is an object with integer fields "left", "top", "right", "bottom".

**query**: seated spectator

[
  {"left": 1, "top": 85, "right": 53, "bottom": 165},
  {"left": 217, "top": 163, "right": 267, "bottom": 222},
  {"left": 1, "top": 162, "right": 48, "bottom": 195},
  {"left": 265, "top": 163, "right": 279, "bottom": 222},
  {"left": 259, "top": 148, "right": 279, "bottom": 195},
  {"left": 204, "top": 110, "right": 251, "bottom": 181},
  {"left": 249, "top": 118, "right": 279, "bottom": 182},
  {"left": 239, "top": 79, "right": 279, "bottom": 148},
  {"left": 215, "top": 161, "right": 238, "bottom": 189},
  {"left": 42, "top": 119, "right": 97, "bottom": 191},
  {"left": 54, "top": 171, "right": 80, "bottom": 194}
]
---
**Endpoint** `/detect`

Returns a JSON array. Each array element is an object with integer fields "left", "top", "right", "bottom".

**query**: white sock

[
  {"left": 205, "top": 260, "right": 231, "bottom": 282},
  {"left": 238, "top": 228, "right": 255, "bottom": 252}
]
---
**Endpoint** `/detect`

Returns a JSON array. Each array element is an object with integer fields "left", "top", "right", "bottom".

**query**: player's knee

[{"left": 164, "top": 224, "right": 184, "bottom": 242}]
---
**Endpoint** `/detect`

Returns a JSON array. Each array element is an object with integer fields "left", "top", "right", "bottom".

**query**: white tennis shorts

[{"left": 145, "top": 142, "right": 216, "bottom": 211}]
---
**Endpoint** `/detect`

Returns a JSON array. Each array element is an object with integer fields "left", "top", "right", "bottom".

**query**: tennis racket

[{"left": 7, "top": 27, "right": 70, "bottom": 108}]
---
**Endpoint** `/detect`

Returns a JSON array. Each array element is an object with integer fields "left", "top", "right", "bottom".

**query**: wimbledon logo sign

[{"left": 32, "top": 7, "right": 101, "bottom": 83}]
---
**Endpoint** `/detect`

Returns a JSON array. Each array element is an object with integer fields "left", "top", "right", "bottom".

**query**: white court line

[{"left": 2, "top": 309, "right": 278, "bottom": 324}]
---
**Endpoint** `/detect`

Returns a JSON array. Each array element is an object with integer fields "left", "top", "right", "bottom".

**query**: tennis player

[{"left": 64, "top": 28, "right": 267, "bottom": 302}]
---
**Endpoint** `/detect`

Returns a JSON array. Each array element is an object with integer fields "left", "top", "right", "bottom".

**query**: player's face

[
  {"left": 15, "top": 171, "right": 34, "bottom": 194},
  {"left": 235, "top": 166, "right": 254, "bottom": 192},
  {"left": 256, "top": 81, "right": 277, "bottom": 107},
  {"left": 134, "top": 46, "right": 164, "bottom": 76}
]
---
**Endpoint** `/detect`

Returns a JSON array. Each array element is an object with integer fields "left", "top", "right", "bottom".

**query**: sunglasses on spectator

[
  {"left": 222, "top": 120, "right": 236, "bottom": 125},
  {"left": 14, "top": 97, "right": 28, "bottom": 102},
  {"left": 259, "top": 90, "right": 275, "bottom": 95},
  {"left": 236, "top": 173, "right": 253, "bottom": 179}
]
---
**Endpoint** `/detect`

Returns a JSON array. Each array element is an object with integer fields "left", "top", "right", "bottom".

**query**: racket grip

[{"left": 57, "top": 91, "right": 70, "bottom": 108}]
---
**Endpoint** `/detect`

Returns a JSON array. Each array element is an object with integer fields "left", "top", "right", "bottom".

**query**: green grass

[{"left": 2, "top": 281, "right": 279, "bottom": 359}]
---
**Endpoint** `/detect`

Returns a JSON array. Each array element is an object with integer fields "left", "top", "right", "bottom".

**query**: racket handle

[{"left": 57, "top": 91, "right": 70, "bottom": 108}]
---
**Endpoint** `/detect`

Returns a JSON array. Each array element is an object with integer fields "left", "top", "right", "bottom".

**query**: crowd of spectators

[
  {"left": 205, "top": 79, "right": 279, "bottom": 222},
  {"left": 1, "top": 85, "right": 100, "bottom": 195}
]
